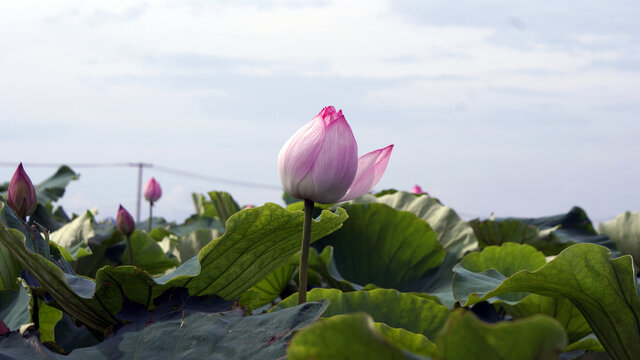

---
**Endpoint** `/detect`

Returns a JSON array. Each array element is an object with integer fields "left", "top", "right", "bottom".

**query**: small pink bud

[
  {"left": 143, "top": 177, "right": 162, "bottom": 203},
  {"left": 243, "top": 205, "right": 255, "bottom": 209},
  {"left": 7, "top": 163, "right": 37, "bottom": 219},
  {"left": 411, "top": 185, "right": 423, "bottom": 194},
  {"left": 278, "top": 106, "right": 393, "bottom": 204},
  {"left": 116, "top": 205, "right": 135, "bottom": 236}
]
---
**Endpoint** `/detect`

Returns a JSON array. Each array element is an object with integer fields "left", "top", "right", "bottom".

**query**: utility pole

[{"left": 130, "top": 162, "right": 153, "bottom": 222}]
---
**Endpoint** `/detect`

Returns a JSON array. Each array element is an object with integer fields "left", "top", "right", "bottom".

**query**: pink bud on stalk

[
  {"left": 7, "top": 163, "right": 37, "bottom": 219},
  {"left": 116, "top": 205, "right": 135, "bottom": 236},
  {"left": 143, "top": 177, "right": 162, "bottom": 203},
  {"left": 278, "top": 106, "right": 393, "bottom": 204},
  {"left": 411, "top": 185, "right": 423, "bottom": 194}
]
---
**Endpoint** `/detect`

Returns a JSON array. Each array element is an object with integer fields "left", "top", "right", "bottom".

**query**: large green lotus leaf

[
  {"left": 33, "top": 165, "right": 79, "bottom": 205},
  {"left": 166, "top": 216, "right": 225, "bottom": 237},
  {"left": 460, "top": 243, "right": 546, "bottom": 276},
  {"left": 0, "top": 296, "right": 328, "bottom": 360},
  {"left": 191, "top": 193, "right": 217, "bottom": 218},
  {"left": 38, "top": 302, "right": 63, "bottom": 344},
  {"left": 152, "top": 205, "right": 347, "bottom": 298},
  {"left": 0, "top": 285, "right": 29, "bottom": 331},
  {"left": 207, "top": 191, "right": 240, "bottom": 229},
  {"left": 0, "top": 242, "right": 20, "bottom": 290},
  {"left": 341, "top": 193, "right": 476, "bottom": 306},
  {"left": 473, "top": 244, "right": 640, "bottom": 360},
  {"left": 0, "top": 203, "right": 348, "bottom": 333},
  {"left": 436, "top": 310, "right": 567, "bottom": 360},
  {"left": 176, "top": 228, "right": 221, "bottom": 263},
  {"left": 282, "top": 191, "right": 300, "bottom": 205},
  {"left": 73, "top": 222, "right": 125, "bottom": 278},
  {"left": 564, "top": 335, "right": 605, "bottom": 353},
  {"left": 0, "top": 330, "right": 60, "bottom": 359},
  {"left": 307, "top": 246, "right": 359, "bottom": 292},
  {"left": 286, "top": 201, "right": 334, "bottom": 214},
  {"left": 469, "top": 218, "right": 539, "bottom": 247},
  {"left": 238, "top": 254, "right": 297, "bottom": 310},
  {"left": 71, "top": 297, "right": 328, "bottom": 360},
  {"left": 374, "top": 322, "right": 436, "bottom": 358},
  {"left": 352, "top": 192, "right": 477, "bottom": 258},
  {"left": 1, "top": 203, "right": 39, "bottom": 252},
  {"left": 307, "top": 245, "right": 452, "bottom": 306},
  {"left": 497, "top": 294, "right": 592, "bottom": 344},
  {"left": 453, "top": 243, "right": 546, "bottom": 304},
  {"left": 598, "top": 212, "right": 640, "bottom": 267},
  {"left": 275, "top": 288, "right": 449, "bottom": 339},
  {"left": 150, "top": 219, "right": 223, "bottom": 270},
  {"left": 315, "top": 203, "right": 445, "bottom": 290},
  {"left": 288, "top": 313, "right": 429, "bottom": 360},
  {"left": 28, "top": 203, "right": 64, "bottom": 232},
  {"left": 411, "top": 251, "right": 460, "bottom": 308},
  {"left": 122, "top": 230, "right": 179, "bottom": 275},
  {"left": 49, "top": 209, "right": 96, "bottom": 260},
  {"left": 452, "top": 267, "right": 509, "bottom": 305},
  {"left": 52, "top": 312, "right": 100, "bottom": 353},
  {"left": 502, "top": 207, "right": 616, "bottom": 253},
  {"left": 469, "top": 219, "right": 569, "bottom": 255}
]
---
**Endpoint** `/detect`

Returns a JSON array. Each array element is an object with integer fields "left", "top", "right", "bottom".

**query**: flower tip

[
  {"left": 316, "top": 106, "right": 346, "bottom": 126},
  {"left": 410, "top": 185, "right": 423, "bottom": 194},
  {"left": 322, "top": 105, "right": 336, "bottom": 114}
]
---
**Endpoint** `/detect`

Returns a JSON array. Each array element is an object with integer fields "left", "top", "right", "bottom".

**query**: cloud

[
  {"left": 1, "top": 0, "right": 639, "bottom": 222},
  {"left": 86, "top": 3, "right": 149, "bottom": 26}
]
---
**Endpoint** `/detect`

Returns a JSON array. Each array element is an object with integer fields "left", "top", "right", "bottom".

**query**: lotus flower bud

[
  {"left": 116, "top": 205, "right": 135, "bottom": 236},
  {"left": 143, "top": 177, "right": 162, "bottom": 203},
  {"left": 7, "top": 163, "right": 37, "bottom": 219},
  {"left": 411, "top": 185, "right": 423, "bottom": 194},
  {"left": 278, "top": 106, "right": 393, "bottom": 204}
]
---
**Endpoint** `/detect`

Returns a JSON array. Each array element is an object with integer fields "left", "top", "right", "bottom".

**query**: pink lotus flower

[
  {"left": 143, "top": 177, "right": 162, "bottom": 203},
  {"left": 278, "top": 106, "right": 393, "bottom": 204},
  {"left": 116, "top": 205, "right": 135, "bottom": 236},
  {"left": 7, "top": 163, "right": 37, "bottom": 219},
  {"left": 411, "top": 185, "right": 423, "bottom": 194}
]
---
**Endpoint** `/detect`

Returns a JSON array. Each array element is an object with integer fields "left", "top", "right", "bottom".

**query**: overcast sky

[{"left": 1, "top": 0, "right": 639, "bottom": 224}]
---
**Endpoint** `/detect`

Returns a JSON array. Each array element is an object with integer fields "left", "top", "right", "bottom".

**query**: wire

[
  {"left": 0, "top": 161, "right": 282, "bottom": 191},
  {"left": 153, "top": 165, "right": 282, "bottom": 190}
]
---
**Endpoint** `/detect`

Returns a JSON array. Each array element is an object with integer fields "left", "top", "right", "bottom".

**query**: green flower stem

[
  {"left": 298, "top": 199, "right": 314, "bottom": 304},
  {"left": 126, "top": 234, "right": 134, "bottom": 265},
  {"left": 148, "top": 201, "right": 153, "bottom": 233}
]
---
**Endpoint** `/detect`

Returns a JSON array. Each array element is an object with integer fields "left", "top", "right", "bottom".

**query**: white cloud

[{"left": 0, "top": 0, "right": 639, "bottom": 221}]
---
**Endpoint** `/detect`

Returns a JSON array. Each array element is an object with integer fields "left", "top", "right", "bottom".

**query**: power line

[
  {"left": 0, "top": 161, "right": 281, "bottom": 190},
  {"left": 153, "top": 165, "right": 282, "bottom": 190}
]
